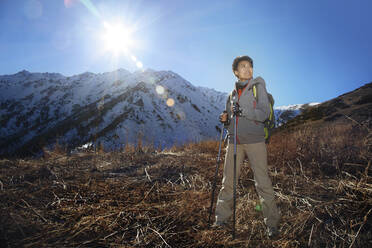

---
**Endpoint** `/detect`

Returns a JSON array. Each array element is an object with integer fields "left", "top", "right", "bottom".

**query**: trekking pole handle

[{"left": 232, "top": 102, "right": 242, "bottom": 117}]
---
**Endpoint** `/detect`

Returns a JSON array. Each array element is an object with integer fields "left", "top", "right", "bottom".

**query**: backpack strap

[
  {"left": 253, "top": 84, "right": 275, "bottom": 124},
  {"left": 253, "top": 85, "right": 258, "bottom": 100}
]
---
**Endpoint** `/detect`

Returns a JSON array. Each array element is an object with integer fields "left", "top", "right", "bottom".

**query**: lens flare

[
  {"left": 166, "top": 98, "right": 175, "bottom": 107},
  {"left": 79, "top": 0, "right": 101, "bottom": 18},
  {"left": 156, "top": 85, "right": 165, "bottom": 95},
  {"left": 103, "top": 21, "right": 133, "bottom": 55},
  {"left": 79, "top": 0, "right": 145, "bottom": 70},
  {"left": 136, "top": 61, "right": 143, "bottom": 68},
  {"left": 64, "top": 0, "right": 77, "bottom": 8}
]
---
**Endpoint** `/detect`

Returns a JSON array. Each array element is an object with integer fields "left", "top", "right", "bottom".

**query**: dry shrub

[
  {"left": 269, "top": 121, "right": 370, "bottom": 178},
  {"left": 182, "top": 140, "right": 223, "bottom": 154},
  {"left": 1, "top": 119, "right": 371, "bottom": 247},
  {"left": 42, "top": 140, "right": 68, "bottom": 159},
  {"left": 264, "top": 120, "right": 372, "bottom": 247},
  {"left": 98, "top": 142, "right": 105, "bottom": 154},
  {"left": 124, "top": 143, "right": 135, "bottom": 154}
]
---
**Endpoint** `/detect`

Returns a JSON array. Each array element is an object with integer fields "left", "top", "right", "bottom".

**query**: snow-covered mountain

[
  {"left": 0, "top": 69, "right": 227, "bottom": 156},
  {"left": 274, "top": 103, "right": 320, "bottom": 126}
]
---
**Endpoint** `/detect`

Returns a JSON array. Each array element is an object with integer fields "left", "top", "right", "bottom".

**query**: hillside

[
  {"left": 0, "top": 80, "right": 372, "bottom": 247},
  {"left": 281, "top": 82, "right": 372, "bottom": 130},
  {"left": 0, "top": 117, "right": 371, "bottom": 247},
  {"left": 1, "top": 79, "right": 372, "bottom": 246}
]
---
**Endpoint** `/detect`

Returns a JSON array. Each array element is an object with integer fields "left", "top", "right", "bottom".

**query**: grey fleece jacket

[{"left": 225, "top": 76, "right": 271, "bottom": 144}]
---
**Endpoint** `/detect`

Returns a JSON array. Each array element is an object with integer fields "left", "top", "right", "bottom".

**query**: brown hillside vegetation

[
  {"left": 1, "top": 120, "right": 371, "bottom": 247},
  {"left": 282, "top": 82, "right": 372, "bottom": 130}
]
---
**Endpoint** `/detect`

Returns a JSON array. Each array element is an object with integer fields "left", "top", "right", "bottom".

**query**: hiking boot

[{"left": 267, "top": 226, "right": 279, "bottom": 239}]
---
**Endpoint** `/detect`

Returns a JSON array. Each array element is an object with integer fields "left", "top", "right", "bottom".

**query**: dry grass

[{"left": 0, "top": 120, "right": 371, "bottom": 247}]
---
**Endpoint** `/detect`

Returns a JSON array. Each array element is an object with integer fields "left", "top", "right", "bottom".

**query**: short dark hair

[{"left": 232, "top": 55, "right": 253, "bottom": 72}]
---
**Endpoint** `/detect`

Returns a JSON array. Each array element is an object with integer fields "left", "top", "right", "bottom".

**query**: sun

[{"left": 102, "top": 21, "right": 134, "bottom": 55}]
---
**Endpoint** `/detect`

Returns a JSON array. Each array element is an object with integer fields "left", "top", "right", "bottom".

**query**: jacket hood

[{"left": 235, "top": 80, "right": 249, "bottom": 90}]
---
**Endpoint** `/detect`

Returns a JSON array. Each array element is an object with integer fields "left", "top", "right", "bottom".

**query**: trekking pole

[
  {"left": 232, "top": 97, "right": 241, "bottom": 240},
  {"left": 208, "top": 123, "right": 225, "bottom": 227},
  {"left": 232, "top": 106, "right": 237, "bottom": 239}
]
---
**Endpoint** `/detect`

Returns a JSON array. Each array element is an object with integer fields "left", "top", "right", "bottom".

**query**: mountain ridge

[
  {"left": 0, "top": 69, "right": 227, "bottom": 156},
  {"left": 279, "top": 82, "right": 372, "bottom": 130},
  {"left": 2, "top": 68, "right": 368, "bottom": 157}
]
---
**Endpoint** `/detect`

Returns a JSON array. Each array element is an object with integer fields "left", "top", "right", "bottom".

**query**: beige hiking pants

[{"left": 215, "top": 142, "right": 280, "bottom": 228}]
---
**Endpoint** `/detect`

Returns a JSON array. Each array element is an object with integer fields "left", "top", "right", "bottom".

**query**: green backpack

[{"left": 252, "top": 85, "right": 275, "bottom": 144}]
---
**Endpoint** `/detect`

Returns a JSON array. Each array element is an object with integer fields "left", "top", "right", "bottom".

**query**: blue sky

[{"left": 0, "top": 0, "right": 371, "bottom": 106}]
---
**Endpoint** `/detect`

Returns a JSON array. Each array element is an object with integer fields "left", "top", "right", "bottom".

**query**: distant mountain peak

[
  {"left": 18, "top": 69, "right": 31, "bottom": 75},
  {"left": 110, "top": 68, "right": 131, "bottom": 75},
  {"left": 275, "top": 102, "right": 320, "bottom": 111}
]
